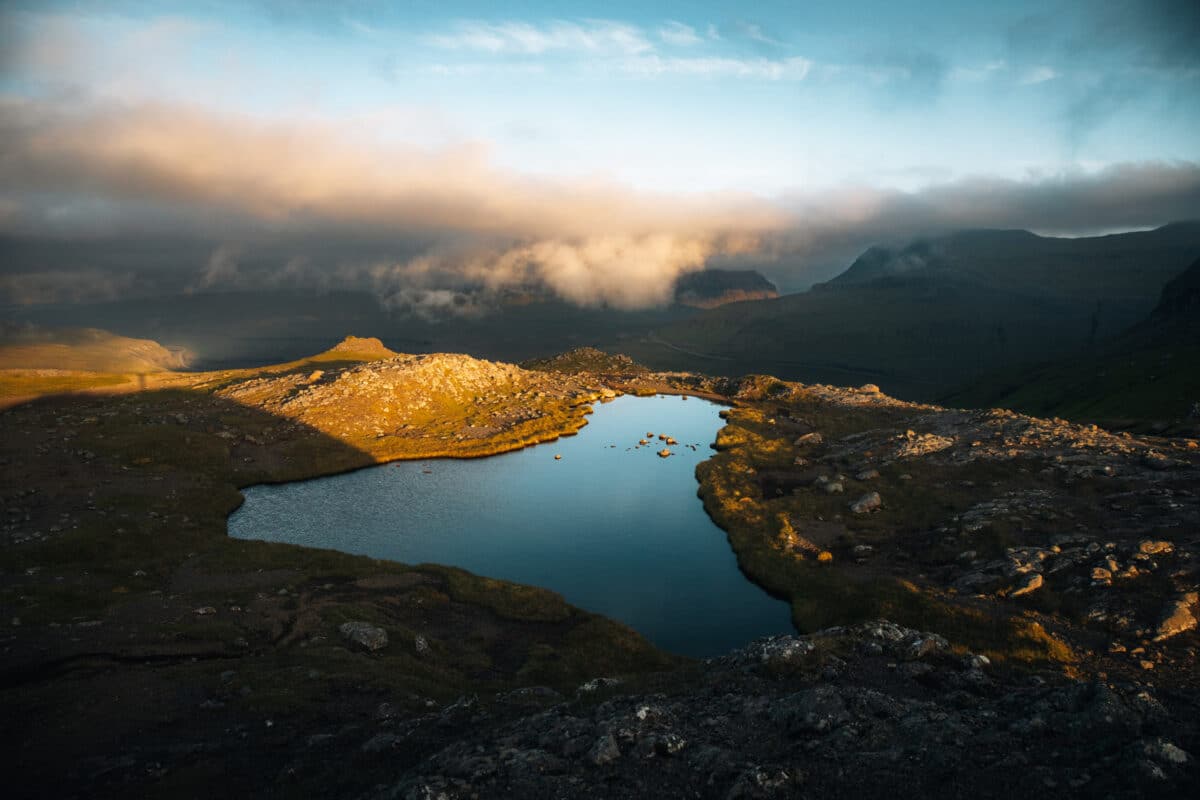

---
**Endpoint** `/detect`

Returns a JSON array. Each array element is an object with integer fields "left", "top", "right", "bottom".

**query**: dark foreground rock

[{"left": 372, "top": 621, "right": 1195, "bottom": 799}]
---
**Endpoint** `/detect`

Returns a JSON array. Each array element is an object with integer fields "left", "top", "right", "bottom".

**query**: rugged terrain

[
  {"left": 1, "top": 340, "right": 1197, "bottom": 798},
  {"left": 946, "top": 255, "right": 1200, "bottom": 434},
  {"left": 618, "top": 222, "right": 1200, "bottom": 401}
]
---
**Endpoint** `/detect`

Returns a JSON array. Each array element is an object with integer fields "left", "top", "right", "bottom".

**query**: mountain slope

[
  {"left": 617, "top": 223, "right": 1200, "bottom": 401},
  {"left": 674, "top": 268, "right": 778, "bottom": 308},
  {"left": 943, "top": 255, "right": 1200, "bottom": 432},
  {"left": 0, "top": 325, "right": 191, "bottom": 372}
]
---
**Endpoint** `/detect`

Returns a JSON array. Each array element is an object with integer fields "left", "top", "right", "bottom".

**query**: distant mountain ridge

[
  {"left": 613, "top": 222, "right": 1200, "bottom": 401},
  {"left": 0, "top": 324, "right": 192, "bottom": 372},
  {"left": 674, "top": 269, "right": 779, "bottom": 308},
  {"left": 943, "top": 253, "right": 1200, "bottom": 433}
]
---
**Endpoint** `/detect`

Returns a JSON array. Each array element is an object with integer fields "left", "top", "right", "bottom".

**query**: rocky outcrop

[{"left": 367, "top": 622, "right": 1196, "bottom": 799}]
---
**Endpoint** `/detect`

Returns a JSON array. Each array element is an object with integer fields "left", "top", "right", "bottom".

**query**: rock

[
  {"left": 855, "top": 468, "right": 880, "bottom": 481},
  {"left": 415, "top": 634, "right": 431, "bottom": 655},
  {"left": 658, "top": 449, "right": 672, "bottom": 458},
  {"left": 1143, "top": 737, "right": 1190, "bottom": 765},
  {"left": 554, "top": 454, "right": 561, "bottom": 460},
  {"left": 588, "top": 734, "right": 621, "bottom": 766},
  {"left": 338, "top": 621, "right": 389, "bottom": 652},
  {"left": 1138, "top": 540, "right": 1173, "bottom": 556},
  {"left": 194, "top": 606, "right": 216, "bottom": 615},
  {"left": 1010, "top": 572, "right": 1044, "bottom": 598},
  {"left": 1142, "top": 451, "right": 1175, "bottom": 470},
  {"left": 644, "top": 732, "right": 688, "bottom": 757},
  {"left": 732, "top": 635, "right": 816, "bottom": 666},
  {"left": 849, "top": 492, "right": 882, "bottom": 514},
  {"left": 894, "top": 430, "right": 955, "bottom": 459},
  {"left": 362, "top": 733, "right": 400, "bottom": 753},
  {"left": 1091, "top": 567, "right": 1113, "bottom": 581},
  {"left": 794, "top": 432, "right": 824, "bottom": 446},
  {"left": 1153, "top": 593, "right": 1198, "bottom": 642},
  {"left": 578, "top": 677, "right": 622, "bottom": 693}
]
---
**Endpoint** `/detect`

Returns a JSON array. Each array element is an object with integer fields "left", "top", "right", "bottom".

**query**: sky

[{"left": 1, "top": 0, "right": 1199, "bottom": 308}]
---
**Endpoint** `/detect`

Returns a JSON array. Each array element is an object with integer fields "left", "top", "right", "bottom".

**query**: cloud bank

[{"left": 1, "top": 96, "right": 1198, "bottom": 307}]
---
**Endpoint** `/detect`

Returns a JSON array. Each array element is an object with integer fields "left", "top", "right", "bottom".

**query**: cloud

[
  {"left": 0, "top": 96, "right": 783, "bottom": 308},
  {"left": 426, "top": 20, "right": 653, "bottom": 56},
  {"left": 620, "top": 55, "right": 812, "bottom": 80},
  {"left": 658, "top": 21, "right": 702, "bottom": 47},
  {"left": 859, "top": 49, "right": 947, "bottom": 104},
  {"left": 1, "top": 98, "right": 1197, "bottom": 306},
  {"left": 1019, "top": 65, "right": 1058, "bottom": 85},
  {"left": 756, "top": 161, "right": 1200, "bottom": 286},
  {"left": 0, "top": 268, "right": 135, "bottom": 305}
]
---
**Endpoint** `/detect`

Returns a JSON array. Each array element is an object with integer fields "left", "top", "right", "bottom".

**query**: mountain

[
  {"left": 674, "top": 269, "right": 779, "bottom": 308},
  {"left": 612, "top": 222, "right": 1200, "bottom": 401},
  {"left": 0, "top": 324, "right": 192, "bottom": 372},
  {"left": 943, "top": 255, "right": 1200, "bottom": 432},
  {"left": 6, "top": 290, "right": 696, "bottom": 370}
]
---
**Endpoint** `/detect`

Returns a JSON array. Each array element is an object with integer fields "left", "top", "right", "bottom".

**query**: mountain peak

[
  {"left": 675, "top": 269, "right": 779, "bottom": 308},
  {"left": 324, "top": 336, "right": 398, "bottom": 359}
]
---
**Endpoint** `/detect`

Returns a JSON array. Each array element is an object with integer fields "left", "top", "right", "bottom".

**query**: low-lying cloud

[{"left": 1, "top": 96, "right": 1199, "bottom": 306}]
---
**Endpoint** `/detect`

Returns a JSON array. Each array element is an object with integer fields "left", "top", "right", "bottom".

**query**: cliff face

[
  {"left": 674, "top": 269, "right": 779, "bottom": 308},
  {"left": 1155, "top": 256, "right": 1200, "bottom": 318}
]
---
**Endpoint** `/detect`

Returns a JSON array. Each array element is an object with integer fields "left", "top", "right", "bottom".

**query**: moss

[{"left": 437, "top": 567, "right": 572, "bottom": 623}]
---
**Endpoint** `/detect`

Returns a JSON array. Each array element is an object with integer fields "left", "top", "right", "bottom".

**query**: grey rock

[
  {"left": 339, "top": 621, "right": 389, "bottom": 652},
  {"left": 588, "top": 734, "right": 621, "bottom": 766},
  {"left": 849, "top": 492, "right": 882, "bottom": 514}
]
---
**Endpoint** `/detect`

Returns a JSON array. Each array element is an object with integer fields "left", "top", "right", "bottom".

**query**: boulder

[
  {"left": 1153, "top": 593, "right": 1198, "bottom": 642},
  {"left": 339, "top": 621, "right": 389, "bottom": 652},
  {"left": 1010, "top": 572, "right": 1044, "bottom": 598},
  {"left": 588, "top": 734, "right": 621, "bottom": 766},
  {"left": 849, "top": 492, "right": 882, "bottom": 514}
]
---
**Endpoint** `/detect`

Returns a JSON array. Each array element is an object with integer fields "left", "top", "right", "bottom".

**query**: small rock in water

[
  {"left": 554, "top": 454, "right": 562, "bottom": 460},
  {"left": 194, "top": 606, "right": 216, "bottom": 616},
  {"left": 658, "top": 449, "right": 672, "bottom": 458},
  {"left": 415, "top": 634, "right": 431, "bottom": 655}
]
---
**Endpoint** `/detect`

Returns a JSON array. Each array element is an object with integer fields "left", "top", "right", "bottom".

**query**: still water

[{"left": 228, "top": 394, "right": 794, "bottom": 657}]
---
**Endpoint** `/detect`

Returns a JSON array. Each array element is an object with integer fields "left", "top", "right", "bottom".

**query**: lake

[{"left": 228, "top": 394, "right": 794, "bottom": 657}]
